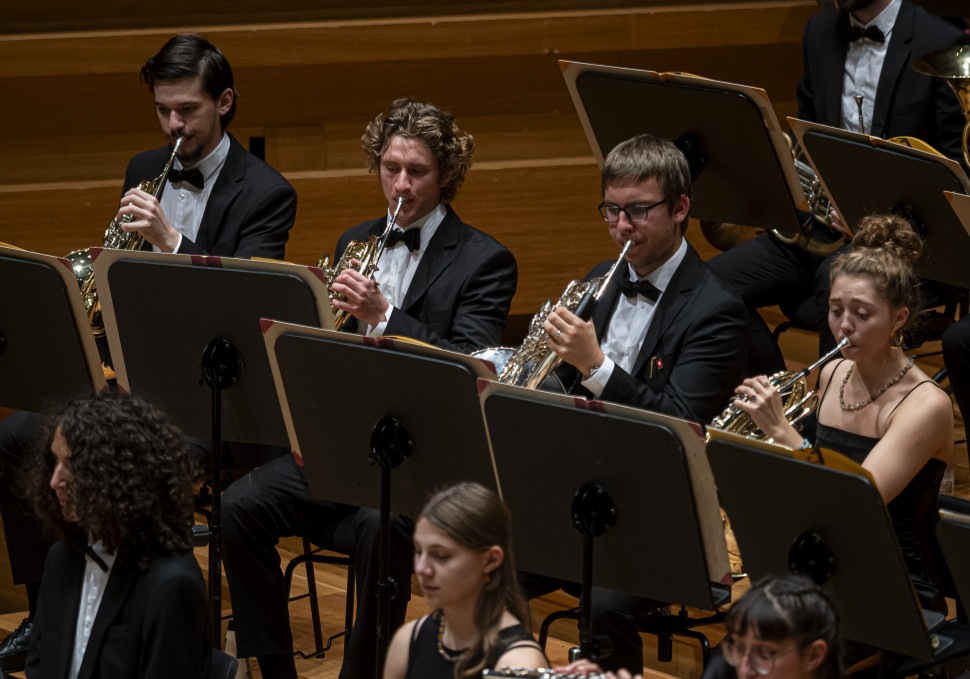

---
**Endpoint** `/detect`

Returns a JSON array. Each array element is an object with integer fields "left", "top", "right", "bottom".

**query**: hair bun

[{"left": 851, "top": 214, "right": 922, "bottom": 263}]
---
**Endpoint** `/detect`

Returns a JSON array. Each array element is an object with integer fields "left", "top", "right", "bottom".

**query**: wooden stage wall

[{"left": 0, "top": 1, "right": 816, "bottom": 318}]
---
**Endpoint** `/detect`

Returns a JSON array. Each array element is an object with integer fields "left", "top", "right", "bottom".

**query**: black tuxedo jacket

[
  {"left": 123, "top": 132, "right": 297, "bottom": 259},
  {"left": 26, "top": 540, "right": 208, "bottom": 679},
  {"left": 797, "top": 1, "right": 969, "bottom": 163},
  {"left": 334, "top": 204, "right": 517, "bottom": 353},
  {"left": 562, "top": 245, "right": 748, "bottom": 423}
]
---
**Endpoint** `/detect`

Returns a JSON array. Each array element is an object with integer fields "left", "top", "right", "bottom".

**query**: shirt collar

[
  {"left": 388, "top": 202, "right": 446, "bottom": 252},
  {"left": 176, "top": 132, "right": 230, "bottom": 185},
  {"left": 849, "top": 0, "right": 900, "bottom": 36},
  {"left": 626, "top": 237, "right": 688, "bottom": 294}
]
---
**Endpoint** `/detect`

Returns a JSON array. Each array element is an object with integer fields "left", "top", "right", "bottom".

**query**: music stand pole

[
  {"left": 200, "top": 338, "right": 241, "bottom": 646},
  {"left": 573, "top": 483, "right": 617, "bottom": 661},
  {"left": 370, "top": 416, "right": 413, "bottom": 678}
]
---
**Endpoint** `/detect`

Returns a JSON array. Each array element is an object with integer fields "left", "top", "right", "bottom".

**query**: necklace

[
  {"left": 839, "top": 357, "right": 914, "bottom": 411},
  {"left": 436, "top": 613, "right": 466, "bottom": 663}
]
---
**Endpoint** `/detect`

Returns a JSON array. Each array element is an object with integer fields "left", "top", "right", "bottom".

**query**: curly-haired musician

[
  {"left": 221, "top": 99, "right": 518, "bottom": 679},
  {"left": 0, "top": 33, "right": 296, "bottom": 671},
  {"left": 23, "top": 393, "right": 209, "bottom": 679}
]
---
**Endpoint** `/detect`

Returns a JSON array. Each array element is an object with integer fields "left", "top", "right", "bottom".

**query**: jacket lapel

[
  {"left": 400, "top": 205, "right": 459, "bottom": 310},
  {"left": 54, "top": 547, "right": 87, "bottom": 679},
  {"left": 196, "top": 133, "right": 245, "bottom": 253},
  {"left": 76, "top": 561, "right": 138, "bottom": 679},
  {"left": 823, "top": 14, "right": 851, "bottom": 126},
  {"left": 872, "top": 1, "right": 915, "bottom": 138},
  {"left": 592, "top": 276, "right": 621, "bottom": 342},
  {"left": 629, "top": 247, "right": 700, "bottom": 376}
]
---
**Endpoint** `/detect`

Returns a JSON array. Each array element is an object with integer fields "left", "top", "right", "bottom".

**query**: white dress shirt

[
  {"left": 841, "top": 0, "right": 902, "bottom": 134},
  {"left": 70, "top": 542, "right": 117, "bottom": 679},
  {"left": 157, "top": 132, "right": 231, "bottom": 253},
  {"left": 582, "top": 238, "right": 688, "bottom": 397},
  {"left": 364, "top": 202, "right": 446, "bottom": 337}
]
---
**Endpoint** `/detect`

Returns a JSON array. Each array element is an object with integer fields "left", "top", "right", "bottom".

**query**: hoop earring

[{"left": 890, "top": 327, "right": 904, "bottom": 348}]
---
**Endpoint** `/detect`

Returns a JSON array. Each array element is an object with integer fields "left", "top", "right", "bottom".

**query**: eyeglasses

[
  {"left": 598, "top": 198, "right": 667, "bottom": 223},
  {"left": 721, "top": 635, "right": 797, "bottom": 676}
]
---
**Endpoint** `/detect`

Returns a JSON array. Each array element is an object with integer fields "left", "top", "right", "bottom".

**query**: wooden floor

[
  {"left": 1, "top": 297, "right": 965, "bottom": 679},
  {"left": 0, "top": 226, "right": 968, "bottom": 678}
]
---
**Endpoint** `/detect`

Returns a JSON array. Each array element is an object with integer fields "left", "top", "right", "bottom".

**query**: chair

[
  {"left": 535, "top": 584, "right": 732, "bottom": 669},
  {"left": 283, "top": 538, "right": 355, "bottom": 658},
  {"left": 209, "top": 648, "right": 239, "bottom": 679}
]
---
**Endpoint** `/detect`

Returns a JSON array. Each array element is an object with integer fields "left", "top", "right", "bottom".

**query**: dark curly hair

[
  {"left": 24, "top": 393, "right": 195, "bottom": 570},
  {"left": 361, "top": 98, "right": 474, "bottom": 204}
]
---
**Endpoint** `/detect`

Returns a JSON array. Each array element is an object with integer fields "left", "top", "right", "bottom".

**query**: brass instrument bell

[{"left": 912, "top": 45, "right": 970, "bottom": 167}]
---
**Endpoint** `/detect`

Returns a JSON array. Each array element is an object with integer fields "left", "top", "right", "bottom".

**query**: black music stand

[
  {"left": 94, "top": 248, "right": 333, "bottom": 645},
  {"left": 792, "top": 119, "right": 970, "bottom": 289},
  {"left": 481, "top": 381, "right": 731, "bottom": 663},
  {"left": 938, "top": 505, "right": 970, "bottom": 619},
  {"left": 707, "top": 431, "right": 952, "bottom": 663},
  {"left": 0, "top": 245, "right": 106, "bottom": 408},
  {"left": 263, "top": 321, "right": 498, "bottom": 678},
  {"left": 560, "top": 61, "right": 806, "bottom": 232}
]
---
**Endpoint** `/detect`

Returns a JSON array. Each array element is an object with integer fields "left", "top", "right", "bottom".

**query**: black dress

[
  {"left": 815, "top": 366, "right": 948, "bottom": 612},
  {"left": 403, "top": 609, "right": 542, "bottom": 679}
]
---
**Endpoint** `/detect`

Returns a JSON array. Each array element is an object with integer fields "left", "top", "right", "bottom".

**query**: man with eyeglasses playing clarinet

[{"left": 537, "top": 133, "right": 747, "bottom": 675}]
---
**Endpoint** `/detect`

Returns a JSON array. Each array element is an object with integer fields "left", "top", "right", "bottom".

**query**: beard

[
  {"left": 170, "top": 135, "right": 204, "bottom": 167},
  {"left": 836, "top": 0, "right": 879, "bottom": 12}
]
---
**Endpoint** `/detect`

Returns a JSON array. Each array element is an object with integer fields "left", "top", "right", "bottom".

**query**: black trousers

[
  {"left": 221, "top": 453, "right": 413, "bottom": 679},
  {"left": 0, "top": 411, "right": 50, "bottom": 586},
  {"left": 943, "top": 315, "right": 970, "bottom": 455},
  {"left": 707, "top": 233, "right": 839, "bottom": 372},
  {"left": 522, "top": 573, "right": 659, "bottom": 675}
]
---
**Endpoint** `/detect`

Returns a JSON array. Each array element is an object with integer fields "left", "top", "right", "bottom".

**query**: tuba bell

[
  {"left": 316, "top": 196, "right": 405, "bottom": 330},
  {"left": 912, "top": 45, "right": 970, "bottom": 168},
  {"left": 66, "top": 137, "right": 183, "bottom": 337},
  {"left": 709, "top": 337, "right": 850, "bottom": 440}
]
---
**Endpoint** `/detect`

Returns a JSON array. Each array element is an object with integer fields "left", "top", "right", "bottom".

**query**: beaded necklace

[
  {"left": 436, "top": 613, "right": 467, "bottom": 663},
  {"left": 839, "top": 357, "right": 914, "bottom": 411}
]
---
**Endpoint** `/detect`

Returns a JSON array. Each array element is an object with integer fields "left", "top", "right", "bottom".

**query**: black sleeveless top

[
  {"left": 816, "top": 362, "right": 947, "bottom": 612},
  {"left": 404, "top": 610, "right": 542, "bottom": 679}
]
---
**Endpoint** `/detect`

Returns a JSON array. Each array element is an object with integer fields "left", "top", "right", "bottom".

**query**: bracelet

[{"left": 799, "top": 438, "right": 812, "bottom": 449}]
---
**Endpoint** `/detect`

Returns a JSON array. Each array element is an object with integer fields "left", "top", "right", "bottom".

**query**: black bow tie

[
  {"left": 385, "top": 227, "right": 421, "bottom": 252},
  {"left": 614, "top": 276, "right": 661, "bottom": 301},
  {"left": 845, "top": 24, "right": 885, "bottom": 44},
  {"left": 168, "top": 167, "right": 205, "bottom": 190}
]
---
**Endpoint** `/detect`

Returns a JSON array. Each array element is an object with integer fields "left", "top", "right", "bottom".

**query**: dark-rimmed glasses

[
  {"left": 597, "top": 198, "right": 667, "bottom": 223},
  {"left": 721, "top": 635, "right": 798, "bottom": 676}
]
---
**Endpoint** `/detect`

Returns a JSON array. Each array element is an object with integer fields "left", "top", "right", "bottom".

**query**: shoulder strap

[
  {"left": 887, "top": 380, "right": 942, "bottom": 418},
  {"left": 819, "top": 358, "right": 847, "bottom": 402},
  {"left": 410, "top": 613, "right": 433, "bottom": 645}
]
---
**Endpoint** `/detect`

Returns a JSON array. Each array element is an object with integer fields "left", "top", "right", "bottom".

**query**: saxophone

[
  {"left": 709, "top": 337, "right": 850, "bottom": 440},
  {"left": 473, "top": 241, "right": 632, "bottom": 391},
  {"left": 316, "top": 196, "right": 405, "bottom": 330},
  {"left": 66, "top": 137, "right": 183, "bottom": 337}
]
